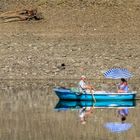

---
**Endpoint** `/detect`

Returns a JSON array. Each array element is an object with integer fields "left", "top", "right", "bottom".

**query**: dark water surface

[{"left": 0, "top": 81, "right": 139, "bottom": 140}]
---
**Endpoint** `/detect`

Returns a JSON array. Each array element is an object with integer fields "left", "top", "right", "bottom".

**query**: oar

[
  {"left": 91, "top": 102, "right": 96, "bottom": 111},
  {"left": 87, "top": 83, "right": 96, "bottom": 102},
  {"left": 85, "top": 90, "right": 96, "bottom": 102},
  {"left": 91, "top": 90, "right": 96, "bottom": 102}
]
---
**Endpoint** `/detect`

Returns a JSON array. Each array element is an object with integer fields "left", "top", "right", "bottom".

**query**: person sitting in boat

[
  {"left": 117, "top": 78, "right": 129, "bottom": 93},
  {"left": 78, "top": 75, "right": 94, "bottom": 94}
]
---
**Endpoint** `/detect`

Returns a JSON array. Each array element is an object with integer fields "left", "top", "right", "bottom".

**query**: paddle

[
  {"left": 90, "top": 88, "right": 96, "bottom": 102},
  {"left": 86, "top": 84, "right": 96, "bottom": 102},
  {"left": 80, "top": 87, "right": 96, "bottom": 102},
  {"left": 87, "top": 80, "right": 96, "bottom": 102},
  {"left": 92, "top": 91, "right": 96, "bottom": 102}
]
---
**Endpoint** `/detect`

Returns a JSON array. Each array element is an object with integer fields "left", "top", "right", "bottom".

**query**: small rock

[{"left": 57, "top": 63, "right": 66, "bottom": 70}]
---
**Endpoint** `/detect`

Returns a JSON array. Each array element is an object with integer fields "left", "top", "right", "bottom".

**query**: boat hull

[{"left": 53, "top": 88, "right": 136, "bottom": 101}]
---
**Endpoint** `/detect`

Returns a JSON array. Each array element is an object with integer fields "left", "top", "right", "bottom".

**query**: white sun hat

[{"left": 81, "top": 75, "right": 86, "bottom": 79}]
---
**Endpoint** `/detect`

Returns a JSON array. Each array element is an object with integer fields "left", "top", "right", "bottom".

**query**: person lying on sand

[{"left": 0, "top": 8, "right": 43, "bottom": 22}]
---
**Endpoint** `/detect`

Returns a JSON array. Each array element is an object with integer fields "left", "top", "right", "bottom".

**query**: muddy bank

[
  {"left": 0, "top": 79, "right": 139, "bottom": 96},
  {"left": 0, "top": 0, "right": 140, "bottom": 80}
]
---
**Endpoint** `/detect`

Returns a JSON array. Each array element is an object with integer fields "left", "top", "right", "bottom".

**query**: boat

[
  {"left": 53, "top": 87, "right": 136, "bottom": 101},
  {"left": 55, "top": 100, "right": 136, "bottom": 110}
]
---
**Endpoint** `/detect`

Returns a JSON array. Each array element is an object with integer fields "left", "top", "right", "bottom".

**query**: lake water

[{"left": 0, "top": 81, "right": 139, "bottom": 140}]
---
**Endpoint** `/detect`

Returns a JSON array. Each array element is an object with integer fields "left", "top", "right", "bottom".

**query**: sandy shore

[{"left": 0, "top": 0, "right": 140, "bottom": 81}]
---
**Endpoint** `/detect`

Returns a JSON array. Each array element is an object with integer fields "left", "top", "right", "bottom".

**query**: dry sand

[{"left": 0, "top": 0, "right": 140, "bottom": 80}]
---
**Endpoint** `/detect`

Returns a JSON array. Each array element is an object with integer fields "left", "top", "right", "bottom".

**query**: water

[{"left": 0, "top": 81, "right": 140, "bottom": 140}]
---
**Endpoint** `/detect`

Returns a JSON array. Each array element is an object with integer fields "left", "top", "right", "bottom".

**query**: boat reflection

[
  {"left": 55, "top": 100, "right": 136, "bottom": 111},
  {"left": 54, "top": 100, "right": 135, "bottom": 128}
]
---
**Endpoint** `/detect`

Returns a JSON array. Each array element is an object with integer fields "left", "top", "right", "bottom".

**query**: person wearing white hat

[{"left": 78, "top": 75, "right": 94, "bottom": 93}]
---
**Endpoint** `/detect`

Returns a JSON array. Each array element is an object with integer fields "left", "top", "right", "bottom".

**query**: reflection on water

[
  {"left": 103, "top": 107, "right": 132, "bottom": 133},
  {"left": 53, "top": 101, "right": 140, "bottom": 139},
  {"left": 55, "top": 100, "right": 134, "bottom": 132},
  {"left": 78, "top": 106, "right": 93, "bottom": 125},
  {"left": 117, "top": 108, "right": 129, "bottom": 123},
  {"left": 104, "top": 121, "right": 132, "bottom": 133},
  {"left": 0, "top": 82, "right": 140, "bottom": 140},
  {"left": 55, "top": 100, "right": 136, "bottom": 109}
]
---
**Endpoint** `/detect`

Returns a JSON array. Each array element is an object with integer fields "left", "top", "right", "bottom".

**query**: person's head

[
  {"left": 121, "top": 78, "right": 127, "bottom": 83},
  {"left": 121, "top": 116, "right": 126, "bottom": 123},
  {"left": 28, "top": 8, "right": 37, "bottom": 16},
  {"left": 81, "top": 75, "right": 86, "bottom": 81}
]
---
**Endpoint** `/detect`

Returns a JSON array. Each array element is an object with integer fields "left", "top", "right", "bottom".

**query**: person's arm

[{"left": 117, "top": 83, "right": 121, "bottom": 89}]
